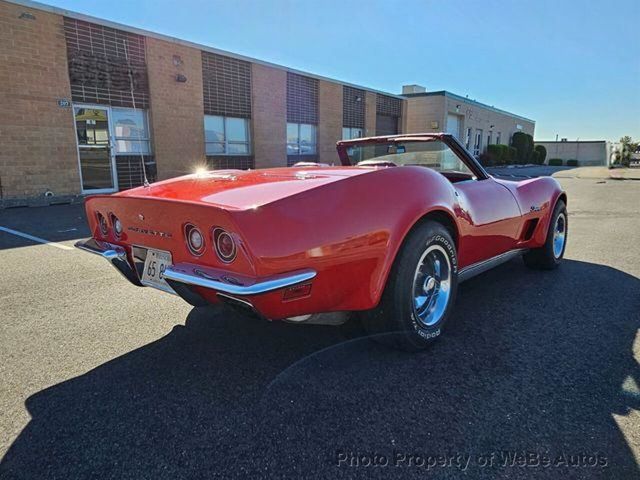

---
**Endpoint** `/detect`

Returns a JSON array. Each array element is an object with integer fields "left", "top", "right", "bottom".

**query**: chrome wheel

[
  {"left": 412, "top": 245, "right": 452, "bottom": 327},
  {"left": 553, "top": 212, "right": 567, "bottom": 258}
]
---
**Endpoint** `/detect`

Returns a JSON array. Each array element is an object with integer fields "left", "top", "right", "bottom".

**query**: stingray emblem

[{"left": 530, "top": 205, "right": 542, "bottom": 212}]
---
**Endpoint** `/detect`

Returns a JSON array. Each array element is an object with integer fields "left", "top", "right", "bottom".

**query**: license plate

[{"left": 141, "top": 248, "right": 174, "bottom": 293}]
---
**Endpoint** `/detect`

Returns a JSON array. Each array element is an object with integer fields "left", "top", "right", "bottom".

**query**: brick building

[
  {"left": 402, "top": 85, "right": 535, "bottom": 157},
  {"left": 0, "top": 0, "right": 534, "bottom": 206}
]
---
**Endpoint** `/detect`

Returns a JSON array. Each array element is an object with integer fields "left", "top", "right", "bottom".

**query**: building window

[
  {"left": 343, "top": 127, "right": 364, "bottom": 163},
  {"left": 112, "top": 107, "right": 151, "bottom": 154},
  {"left": 465, "top": 128, "right": 472, "bottom": 150},
  {"left": 474, "top": 129, "right": 483, "bottom": 156},
  {"left": 204, "top": 115, "right": 251, "bottom": 155},
  {"left": 342, "top": 127, "right": 363, "bottom": 140},
  {"left": 287, "top": 123, "right": 317, "bottom": 156},
  {"left": 496, "top": 132, "right": 501, "bottom": 145},
  {"left": 487, "top": 132, "right": 493, "bottom": 146}
]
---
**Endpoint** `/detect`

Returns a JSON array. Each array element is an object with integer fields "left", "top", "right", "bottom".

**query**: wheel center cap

[{"left": 424, "top": 277, "right": 436, "bottom": 292}]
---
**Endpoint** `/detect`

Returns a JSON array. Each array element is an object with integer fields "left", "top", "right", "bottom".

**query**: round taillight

[
  {"left": 185, "top": 224, "right": 205, "bottom": 256},
  {"left": 112, "top": 215, "right": 123, "bottom": 237},
  {"left": 97, "top": 213, "right": 108, "bottom": 236},
  {"left": 213, "top": 227, "right": 236, "bottom": 263}
]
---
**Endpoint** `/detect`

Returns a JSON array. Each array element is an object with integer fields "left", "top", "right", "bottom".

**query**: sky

[{"left": 42, "top": 0, "right": 640, "bottom": 141}]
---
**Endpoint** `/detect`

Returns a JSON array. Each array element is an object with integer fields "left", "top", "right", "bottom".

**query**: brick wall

[
  {"left": 535, "top": 141, "right": 606, "bottom": 166},
  {"left": 442, "top": 95, "right": 535, "bottom": 147},
  {"left": 405, "top": 96, "right": 445, "bottom": 134},
  {"left": 318, "top": 80, "right": 342, "bottom": 165},
  {"left": 145, "top": 37, "right": 205, "bottom": 179},
  {"left": 0, "top": 1, "right": 79, "bottom": 201},
  {"left": 405, "top": 93, "right": 535, "bottom": 151},
  {"left": 252, "top": 64, "right": 286, "bottom": 169}
]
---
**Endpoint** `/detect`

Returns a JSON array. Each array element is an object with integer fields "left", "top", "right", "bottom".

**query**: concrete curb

[{"left": 0, "top": 194, "right": 85, "bottom": 209}]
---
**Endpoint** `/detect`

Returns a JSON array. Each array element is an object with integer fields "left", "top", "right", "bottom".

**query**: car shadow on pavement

[{"left": 1, "top": 259, "right": 638, "bottom": 479}]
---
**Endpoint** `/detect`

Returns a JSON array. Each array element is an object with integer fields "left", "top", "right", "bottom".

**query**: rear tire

[
  {"left": 362, "top": 221, "right": 458, "bottom": 351},
  {"left": 523, "top": 200, "right": 567, "bottom": 270}
]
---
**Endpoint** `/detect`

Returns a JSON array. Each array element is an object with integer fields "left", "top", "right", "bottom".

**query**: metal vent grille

[
  {"left": 64, "top": 17, "right": 149, "bottom": 108},
  {"left": 287, "top": 73, "right": 318, "bottom": 124},
  {"left": 116, "top": 156, "right": 155, "bottom": 190},
  {"left": 202, "top": 52, "right": 252, "bottom": 118},
  {"left": 343, "top": 86, "right": 365, "bottom": 128},
  {"left": 376, "top": 94, "right": 402, "bottom": 117}
]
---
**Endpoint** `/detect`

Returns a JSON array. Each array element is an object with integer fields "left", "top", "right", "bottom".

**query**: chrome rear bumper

[
  {"left": 75, "top": 238, "right": 142, "bottom": 286},
  {"left": 163, "top": 264, "right": 316, "bottom": 296},
  {"left": 75, "top": 238, "right": 316, "bottom": 304}
]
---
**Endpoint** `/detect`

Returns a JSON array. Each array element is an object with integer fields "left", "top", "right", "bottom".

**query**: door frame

[
  {"left": 73, "top": 103, "right": 119, "bottom": 194},
  {"left": 446, "top": 113, "right": 463, "bottom": 140}
]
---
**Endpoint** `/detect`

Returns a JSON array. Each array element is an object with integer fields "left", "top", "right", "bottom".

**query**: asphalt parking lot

[{"left": 0, "top": 176, "right": 639, "bottom": 479}]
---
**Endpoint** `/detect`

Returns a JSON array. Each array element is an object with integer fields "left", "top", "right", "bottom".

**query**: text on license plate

[{"left": 141, "top": 248, "right": 174, "bottom": 293}]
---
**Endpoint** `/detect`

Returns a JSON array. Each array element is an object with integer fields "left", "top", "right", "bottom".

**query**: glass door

[{"left": 74, "top": 106, "right": 117, "bottom": 193}]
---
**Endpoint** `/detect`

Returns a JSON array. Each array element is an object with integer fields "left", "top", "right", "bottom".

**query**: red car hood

[{"left": 116, "top": 167, "right": 373, "bottom": 210}]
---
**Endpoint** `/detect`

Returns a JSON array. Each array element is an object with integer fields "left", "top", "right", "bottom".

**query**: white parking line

[{"left": 0, "top": 226, "right": 74, "bottom": 251}]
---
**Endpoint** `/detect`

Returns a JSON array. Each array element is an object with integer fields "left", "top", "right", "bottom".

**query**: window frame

[
  {"left": 287, "top": 122, "right": 317, "bottom": 156},
  {"left": 111, "top": 107, "right": 152, "bottom": 155},
  {"left": 474, "top": 129, "right": 483, "bottom": 156},
  {"left": 337, "top": 135, "right": 489, "bottom": 180},
  {"left": 204, "top": 115, "right": 251, "bottom": 156},
  {"left": 342, "top": 126, "right": 364, "bottom": 140}
]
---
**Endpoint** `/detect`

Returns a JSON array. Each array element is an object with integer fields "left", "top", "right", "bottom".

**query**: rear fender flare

[
  {"left": 534, "top": 188, "right": 567, "bottom": 245},
  {"left": 372, "top": 207, "right": 460, "bottom": 307}
]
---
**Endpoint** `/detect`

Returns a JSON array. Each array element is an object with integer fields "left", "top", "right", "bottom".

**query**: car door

[{"left": 453, "top": 178, "right": 522, "bottom": 267}]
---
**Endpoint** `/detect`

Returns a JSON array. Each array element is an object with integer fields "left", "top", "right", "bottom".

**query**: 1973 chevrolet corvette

[{"left": 76, "top": 133, "right": 567, "bottom": 349}]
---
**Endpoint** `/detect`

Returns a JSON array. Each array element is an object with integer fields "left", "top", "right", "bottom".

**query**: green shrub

[
  {"left": 566, "top": 159, "right": 578, "bottom": 167},
  {"left": 548, "top": 158, "right": 563, "bottom": 166},
  {"left": 485, "top": 144, "right": 505, "bottom": 165},
  {"left": 478, "top": 152, "right": 493, "bottom": 166},
  {"left": 511, "top": 132, "right": 534, "bottom": 164},
  {"left": 507, "top": 147, "right": 517, "bottom": 165},
  {"left": 530, "top": 150, "right": 540, "bottom": 165},
  {"left": 534, "top": 145, "right": 547, "bottom": 165}
]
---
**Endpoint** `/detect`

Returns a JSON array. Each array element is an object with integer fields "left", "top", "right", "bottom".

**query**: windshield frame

[{"left": 336, "top": 133, "right": 490, "bottom": 181}]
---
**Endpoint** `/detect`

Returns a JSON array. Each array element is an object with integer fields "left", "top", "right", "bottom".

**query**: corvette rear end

[{"left": 76, "top": 167, "right": 391, "bottom": 321}]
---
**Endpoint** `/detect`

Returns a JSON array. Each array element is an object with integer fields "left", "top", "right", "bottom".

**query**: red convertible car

[{"left": 76, "top": 133, "right": 567, "bottom": 350}]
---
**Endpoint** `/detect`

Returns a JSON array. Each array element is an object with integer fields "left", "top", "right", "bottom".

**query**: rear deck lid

[{"left": 116, "top": 167, "right": 372, "bottom": 210}]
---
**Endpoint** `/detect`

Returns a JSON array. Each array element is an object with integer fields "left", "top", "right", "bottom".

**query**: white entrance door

[
  {"left": 446, "top": 114, "right": 462, "bottom": 140},
  {"left": 74, "top": 105, "right": 118, "bottom": 193}
]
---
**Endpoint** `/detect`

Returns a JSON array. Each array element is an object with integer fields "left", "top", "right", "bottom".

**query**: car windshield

[{"left": 345, "top": 139, "right": 474, "bottom": 176}]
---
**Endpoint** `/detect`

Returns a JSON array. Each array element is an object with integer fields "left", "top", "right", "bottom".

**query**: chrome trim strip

[
  {"left": 164, "top": 264, "right": 316, "bottom": 296},
  {"left": 74, "top": 238, "right": 143, "bottom": 286},
  {"left": 458, "top": 248, "right": 527, "bottom": 283},
  {"left": 75, "top": 238, "right": 125, "bottom": 260}
]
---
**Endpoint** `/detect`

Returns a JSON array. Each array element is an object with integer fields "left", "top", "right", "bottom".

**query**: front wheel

[
  {"left": 362, "top": 221, "right": 458, "bottom": 351},
  {"left": 523, "top": 200, "right": 567, "bottom": 270}
]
